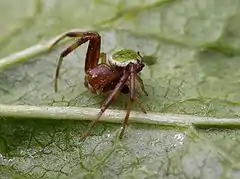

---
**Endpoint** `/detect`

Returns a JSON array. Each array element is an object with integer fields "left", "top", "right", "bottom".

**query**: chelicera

[{"left": 50, "top": 31, "right": 148, "bottom": 139}]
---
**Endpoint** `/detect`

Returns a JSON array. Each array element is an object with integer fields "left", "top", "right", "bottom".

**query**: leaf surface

[{"left": 1, "top": 0, "right": 240, "bottom": 178}]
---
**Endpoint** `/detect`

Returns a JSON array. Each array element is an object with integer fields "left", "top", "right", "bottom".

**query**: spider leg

[
  {"left": 135, "top": 97, "right": 147, "bottom": 114},
  {"left": 119, "top": 63, "right": 136, "bottom": 139},
  {"left": 50, "top": 31, "right": 101, "bottom": 92},
  {"left": 84, "top": 32, "right": 101, "bottom": 72},
  {"left": 136, "top": 74, "right": 148, "bottom": 96},
  {"left": 80, "top": 70, "right": 130, "bottom": 140},
  {"left": 54, "top": 38, "right": 88, "bottom": 92},
  {"left": 49, "top": 31, "right": 85, "bottom": 51}
]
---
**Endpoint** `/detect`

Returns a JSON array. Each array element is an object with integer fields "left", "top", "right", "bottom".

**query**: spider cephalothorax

[{"left": 50, "top": 31, "right": 148, "bottom": 139}]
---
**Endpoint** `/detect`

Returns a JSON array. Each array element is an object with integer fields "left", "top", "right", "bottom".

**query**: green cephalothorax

[{"left": 108, "top": 49, "right": 142, "bottom": 67}]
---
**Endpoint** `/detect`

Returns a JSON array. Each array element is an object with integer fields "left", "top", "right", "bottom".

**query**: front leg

[
  {"left": 49, "top": 31, "right": 102, "bottom": 92},
  {"left": 119, "top": 63, "right": 146, "bottom": 138}
]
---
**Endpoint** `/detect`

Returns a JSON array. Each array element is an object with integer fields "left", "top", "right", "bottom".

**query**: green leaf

[{"left": 1, "top": 0, "right": 240, "bottom": 178}]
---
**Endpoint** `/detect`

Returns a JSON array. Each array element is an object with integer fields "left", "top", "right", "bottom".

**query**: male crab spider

[{"left": 50, "top": 31, "right": 148, "bottom": 140}]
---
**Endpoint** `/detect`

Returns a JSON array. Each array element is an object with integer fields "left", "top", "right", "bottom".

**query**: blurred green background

[{"left": 1, "top": 0, "right": 240, "bottom": 178}]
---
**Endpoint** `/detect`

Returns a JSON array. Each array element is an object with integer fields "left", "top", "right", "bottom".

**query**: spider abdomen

[{"left": 108, "top": 49, "right": 142, "bottom": 67}]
